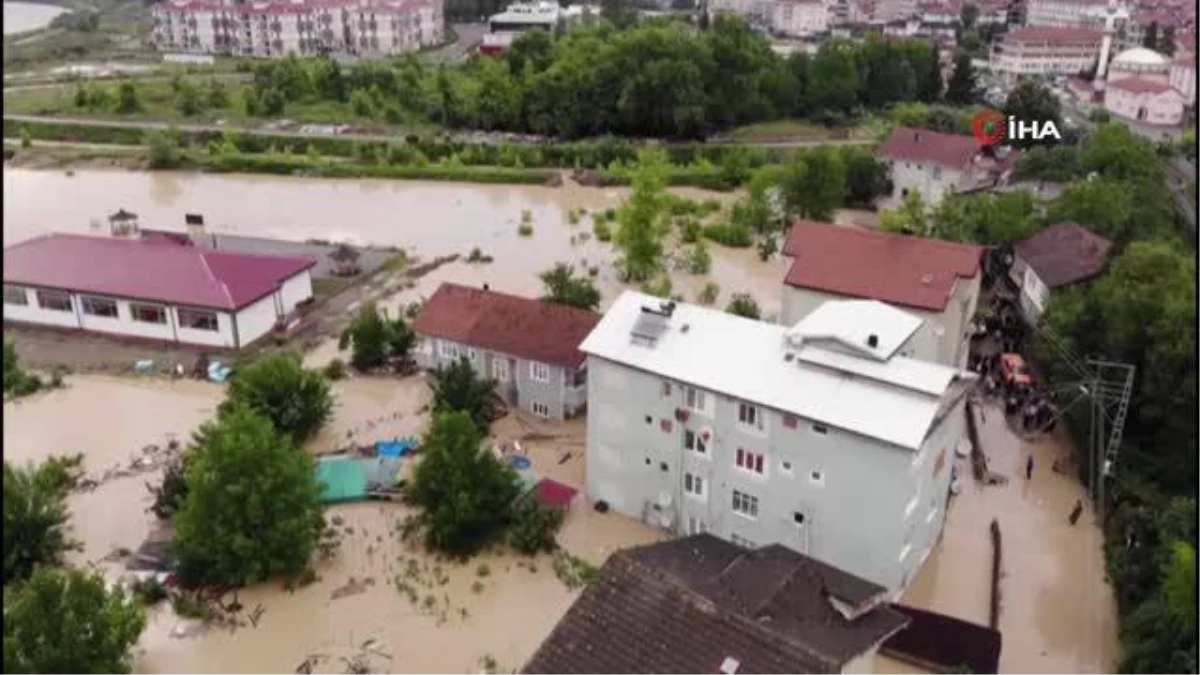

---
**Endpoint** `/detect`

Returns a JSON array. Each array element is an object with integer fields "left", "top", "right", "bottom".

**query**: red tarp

[{"left": 536, "top": 479, "right": 578, "bottom": 510}]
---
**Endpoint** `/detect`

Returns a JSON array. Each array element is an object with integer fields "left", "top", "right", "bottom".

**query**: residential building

[
  {"left": 875, "top": 0, "right": 918, "bottom": 20},
  {"left": 989, "top": 26, "right": 1104, "bottom": 83},
  {"left": 411, "top": 283, "right": 600, "bottom": 421},
  {"left": 579, "top": 291, "right": 976, "bottom": 592},
  {"left": 1007, "top": 222, "right": 1113, "bottom": 324},
  {"left": 780, "top": 222, "right": 982, "bottom": 368},
  {"left": 150, "top": 0, "right": 444, "bottom": 58},
  {"left": 523, "top": 535, "right": 911, "bottom": 674},
  {"left": 709, "top": 0, "right": 773, "bottom": 26},
  {"left": 3, "top": 233, "right": 315, "bottom": 349},
  {"left": 1099, "top": 47, "right": 1189, "bottom": 124},
  {"left": 771, "top": 0, "right": 829, "bottom": 36},
  {"left": 1169, "top": 54, "right": 1196, "bottom": 105},
  {"left": 875, "top": 126, "right": 1019, "bottom": 210},
  {"left": 1024, "top": 0, "right": 1108, "bottom": 27},
  {"left": 480, "top": 2, "right": 593, "bottom": 55}
]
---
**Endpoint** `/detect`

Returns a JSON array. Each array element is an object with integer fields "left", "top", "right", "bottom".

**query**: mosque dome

[{"left": 1109, "top": 47, "right": 1170, "bottom": 74}]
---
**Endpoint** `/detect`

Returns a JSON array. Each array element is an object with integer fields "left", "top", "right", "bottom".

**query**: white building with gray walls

[
  {"left": 411, "top": 283, "right": 600, "bottom": 421},
  {"left": 579, "top": 291, "right": 976, "bottom": 593},
  {"left": 780, "top": 221, "right": 983, "bottom": 369}
]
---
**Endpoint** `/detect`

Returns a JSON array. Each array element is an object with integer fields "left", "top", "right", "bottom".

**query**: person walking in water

[{"left": 1026, "top": 455, "right": 1034, "bottom": 480}]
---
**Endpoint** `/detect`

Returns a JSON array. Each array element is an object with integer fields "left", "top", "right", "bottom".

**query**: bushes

[
  {"left": 508, "top": 499, "right": 564, "bottom": 555},
  {"left": 703, "top": 222, "right": 753, "bottom": 247}
]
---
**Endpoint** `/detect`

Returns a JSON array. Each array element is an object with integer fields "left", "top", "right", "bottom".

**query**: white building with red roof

[
  {"left": 1101, "top": 46, "right": 1188, "bottom": 125},
  {"left": 779, "top": 221, "right": 983, "bottom": 368},
  {"left": 150, "top": 0, "right": 443, "bottom": 58},
  {"left": 3, "top": 234, "right": 316, "bottom": 349},
  {"left": 989, "top": 25, "right": 1105, "bottom": 83},
  {"left": 874, "top": 126, "right": 1018, "bottom": 210},
  {"left": 1169, "top": 53, "right": 1196, "bottom": 104}
]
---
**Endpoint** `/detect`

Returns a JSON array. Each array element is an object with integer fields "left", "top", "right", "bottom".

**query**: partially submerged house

[
  {"left": 1007, "top": 222, "right": 1114, "bottom": 324},
  {"left": 411, "top": 283, "right": 601, "bottom": 420},
  {"left": 328, "top": 244, "right": 362, "bottom": 277},
  {"left": 3, "top": 233, "right": 316, "bottom": 349},
  {"left": 579, "top": 291, "right": 976, "bottom": 592},
  {"left": 780, "top": 221, "right": 983, "bottom": 367},
  {"left": 875, "top": 126, "right": 1017, "bottom": 209},
  {"left": 523, "top": 535, "right": 911, "bottom": 674}
]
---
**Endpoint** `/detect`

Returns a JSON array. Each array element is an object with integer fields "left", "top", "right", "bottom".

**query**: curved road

[{"left": 2, "top": 113, "right": 875, "bottom": 149}]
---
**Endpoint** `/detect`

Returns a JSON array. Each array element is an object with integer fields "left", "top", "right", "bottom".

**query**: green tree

[
  {"left": 1003, "top": 78, "right": 1061, "bottom": 147},
  {"left": 1118, "top": 541, "right": 1198, "bottom": 673},
  {"left": 3, "top": 457, "right": 80, "bottom": 584},
  {"left": 508, "top": 498, "right": 565, "bottom": 555},
  {"left": 539, "top": 263, "right": 602, "bottom": 310},
  {"left": 407, "top": 411, "right": 521, "bottom": 556},
  {"left": 725, "top": 292, "right": 761, "bottom": 319},
  {"left": 614, "top": 148, "right": 669, "bottom": 282},
  {"left": 220, "top": 353, "right": 333, "bottom": 444},
  {"left": 3, "top": 567, "right": 146, "bottom": 674},
  {"left": 945, "top": 51, "right": 979, "bottom": 104},
  {"left": 843, "top": 149, "right": 891, "bottom": 206},
  {"left": 338, "top": 301, "right": 417, "bottom": 371},
  {"left": 206, "top": 78, "right": 229, "bottom": 108},
  {"left": 930, "top": 191, "right": 1037, "bottom": 244},
  {"left": 172, "top": 406, "right": 324, "bottom": 587},
  {"left": 145, "top": 130, "right": 181, "bottom": 169},
  {"left": 176, "top": 80, "right": 203, "bottom": 116},
  {"left": 431, "top": 356, "right": 502, "bottom": 433},
  {"left": 115, "top": 81, "right": 140, "bottom": 114},
  {"left": 779, "top": 148, "right": 846, "bottom": 221},
  {"left": 880, "top": 190, "right": 929, "bottom": 235}
]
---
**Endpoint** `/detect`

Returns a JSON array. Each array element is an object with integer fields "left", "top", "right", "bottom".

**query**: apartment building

[
  {"left": 1024, "top": 0, "right": 1107, "bottom": 26},
  {"left": 580, "top": 291, "right": 976, "bottom": 592},
  {"left": 989, "top": 25, "right": 1104, "bottom": 82},
  {"left": 780, "top": 221, "right": 983, "bottom": 368},
  {"left": 875, "top": 126, "right": 1019, "bottom": 210},
  {"left": 150, "top": 0, "right": 444, "bottom": 58},
  {"left": 770, "top": 0, "right": 829, "bottom": 35},
  {"left": 1169, "top": 53, "right": 1196, "bottom": 105},
  {"left": 411, "top": 283, "right": 600, "bottom": 421}
]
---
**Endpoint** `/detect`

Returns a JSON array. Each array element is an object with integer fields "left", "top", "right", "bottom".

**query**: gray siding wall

[
  {"left": 585, "top": 355, "right": 964, "bottom": 593},
  {"left": 414, "top": 335, "right": 578, "bottom": 420}
]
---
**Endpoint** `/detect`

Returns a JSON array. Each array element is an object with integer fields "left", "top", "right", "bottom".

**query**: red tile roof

[
  {"left": 1013, "top": 223, "right": 1113, "bottom": 288},
  {"left": 782, "top": 221, "right": 982, "bottom": 312},
  {"left": 412, "top": 283, "right": 601, "bottom": 368},
  {"left": 1108, "top": 76, "right": 1178, "bottom": 94},
  {"left": 1005, "top": 26, "right": 1104, "bottom": 42},
  {"left": 875, "top": 127, "right": 981, "bottom": 169},
  {"left": 3, "top": 234, "right": 316, "bottom": 311}
]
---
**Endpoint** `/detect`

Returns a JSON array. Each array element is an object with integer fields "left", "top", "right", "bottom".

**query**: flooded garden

[{"left": 2, "top": 165, "right": 1117, "bottom": 673}]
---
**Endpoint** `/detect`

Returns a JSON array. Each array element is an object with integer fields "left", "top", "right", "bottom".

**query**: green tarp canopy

[{"left": 316, "top": 456, "right": 369, "bottom": 504}]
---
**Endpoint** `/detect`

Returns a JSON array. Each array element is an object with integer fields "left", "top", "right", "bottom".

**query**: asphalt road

[{"left": 422, "top": 23, "right": 487, "bottom": 63}]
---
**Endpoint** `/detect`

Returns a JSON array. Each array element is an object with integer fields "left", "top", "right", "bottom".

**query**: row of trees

[
  {"left": 892, "top": 123, "right": 1195, "bottom": 672},
  {"left": 236, "top": 17, "right": 947, "bottom": 138}
]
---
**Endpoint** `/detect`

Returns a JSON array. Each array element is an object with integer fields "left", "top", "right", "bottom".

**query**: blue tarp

[{"left": 377, "top": 437, "right": 418, "bottom": 458}]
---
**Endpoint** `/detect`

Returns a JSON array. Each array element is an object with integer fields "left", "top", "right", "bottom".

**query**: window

[
  {"left": 737, "top": 402, "right": 764, "bottom": 432},
  {"left": 531, "top": 401, "right": 550, "bottom": 418},
  {"left": 684, "top": 386, "right": 710, "bottom": 415},
  {"left": 731, "top": 534, "right": 756, "bottom": 549},
  {"left": 684, "top": 430, "right": 708, "bottom": 456},
  {"left": 36, "top": 290, "right": 72, "bottom": 312},
  {"left": 4, "top": 285, "right": 28, "bottom": 306},
  {"left": 660, "top": 419, "right": 673, "bottom": 433},
  {"left": 661, "top": 381, "right": 672, "bottom": 398},
  {"left": 686, "top": 517, "right": 706, "bottom": 535},
  {"left": 530, "top": 361, "right": 550, "bottom": 382},
  {"left": 809, "top": 470, "right": 825, "bottom": 487},
  {"left": 781, "top": 461, "right": 793, "bottom": 474},
  {"left": 439, "top": 341, "right": 459, "bottom": 358},
  {"left": 178, "top": 308, "right": 219, "bottom": 332},
  {"left": 732, "top": 490, "right": 758, "bottom": 519},
  {"left": 812, "top": 423, "right": 828, "bottom": 435},
  {"left": 793, "top": 512, "right": 806, "bottom": 525},
  {"left": 467, "top": 347, "right": 478, "bottom": 360},
  {"left": 782, "top": 414, "right": 798, "bottom": 429},
  {"left": 684, "top": 472, "right": 705, "bottom": 499},
  {"left": 735, "top": 448, "right": 765, "bottom": 476},
  {"left": 130, "top": 303, "right": 166, "bottom": 324},
  {"left": 493, "top": 359, "right": 509, "bottom": 381},
  {"left": 569, "top": 368, "right": 587, "bottom": 388}
]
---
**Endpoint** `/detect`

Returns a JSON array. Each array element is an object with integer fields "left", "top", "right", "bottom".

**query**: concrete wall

[
  {"left": 585, "top": 355, "right": 961, "bottom": 592},
  {"left": 414, "top": 335, "right": 572, "bottom": 420},
  {"left": 882, "top": 159, "right": 968, "bottom": 210},
  {"left": 176, "top": 307, "right": 237, "bottom": 348},
  {"left": 279, "top": 270, "right": 314, "bottom": 314},
  {"left": 235, "top": 293, "right": 280, "bottom": 347}
]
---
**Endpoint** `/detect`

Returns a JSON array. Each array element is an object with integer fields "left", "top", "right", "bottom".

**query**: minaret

[{"left": 1093, "top": 0, "right": 1129, "bottom": 89}]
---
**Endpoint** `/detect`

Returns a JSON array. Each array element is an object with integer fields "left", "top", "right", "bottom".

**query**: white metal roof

[
  {"left": 579, "top": 291, "right": 971, "bottom": 450},
  {"left": 784, "top": 299, "right": 922, "bottom": 361}
]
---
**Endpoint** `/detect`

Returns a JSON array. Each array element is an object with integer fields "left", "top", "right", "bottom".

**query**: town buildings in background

[
  {"left": 874, "top": 126, "right": 1019, "bottom": 209},
  {"left": 480, "top": 1, "right": 595, "bottom": 56},
  {"left": 579, "top": 290, "right": 975, "bottom": 593},
  {"left": 149, "top": 0, "right": 445, "bottom": 58}
]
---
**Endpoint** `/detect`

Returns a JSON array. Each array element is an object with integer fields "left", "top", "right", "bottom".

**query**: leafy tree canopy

[
  {"left": 220, "top": 353, "right": 333, "bottom": 444},
  {"left": 540, "top": 263, "right": 602, "bottom": 310},
  {"left": 3, "top": 456, "right": 81, "bottom": 584}
]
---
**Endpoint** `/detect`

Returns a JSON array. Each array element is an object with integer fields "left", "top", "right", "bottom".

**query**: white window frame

[
  {"left": 684, "top": 386, "right": 712, "bottom": 416},
  {"left": 438, "top": 341, "right": 459, "bottom": 359},
  {"left": 686, "top": 516, "right": 706, "bottom": 535},
  {"left": 3, "top": 285, "right": 28, "bottom": 306},
  {"left": 684, "top": 472, "right": 706, "bottom": 500},
  {"left": 684, "top": 430, "right": 708, "bottom": 457},
  {"left": 35, "top": 289, "right": 73, "bottom": 313},
  {"left": 735, "top": 448, "right": 767, "bottom": 477},
  {"left": 737, "top": 401, "right": 765, "bottom": 434},
  {"left": 467, "top": 347, "right": 479, "bottom": 361},
  {"left": 129, "top": 302, "right": 167, "bottom": 324},
  {"left": 492, "top": 358, "right": 509, "bottom": 382},
  {"left": 531, "top": 401, "right": 550, "bottom": 418},
  {"left": 731, "top": 490, "right": 759, "bottom": 519},
  {"left": 529, "top": 361, "right": 550, "bottom": 383},
  {"left": 177, "top": 308, "right": 219, "bottom": 332}
]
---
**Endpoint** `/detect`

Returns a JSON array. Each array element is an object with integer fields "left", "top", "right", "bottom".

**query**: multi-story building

[
  {"left": 1024, "top": 0, "right": 1107, "bottom": 27},
  {"left": 989, "top": 25, "right": 1104, "bottom": 82},
  {"left": 1169, "top": 53, "right": 1196, "bottom": 104},
  {"left": 779, "top": 221, "right": 983, "bottom": 368},
  {"left": 411, "top": 283, "right": 599, "bottom": 421},
  {"left": 770, "top": 0, "right": 829, "bottom": 35},
  {"left": 875, "top": 126, "right": 1019, "bottom": 210},
  {"left": 579, "top": 291, "right": 976, "bottom": 593},
  {"left": 150, "top": 0, "right": 443, "bottom": 58}
]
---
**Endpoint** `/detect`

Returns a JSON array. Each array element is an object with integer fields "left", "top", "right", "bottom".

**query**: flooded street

[{"left": 899, "top": 401, "right": 1118, "bottom": 673}]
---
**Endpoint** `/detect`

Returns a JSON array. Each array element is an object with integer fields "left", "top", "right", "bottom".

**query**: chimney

[
  {"left": 483, "top": 283, "right": 490, "bottom": 291},
  {"left": 866, "top": 334, "right": 879, "bottom": 348}
]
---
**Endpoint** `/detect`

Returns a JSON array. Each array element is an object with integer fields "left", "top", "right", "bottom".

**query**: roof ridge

[{"left": 198, "top": 251, "right": 236, "bottom": 307}]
